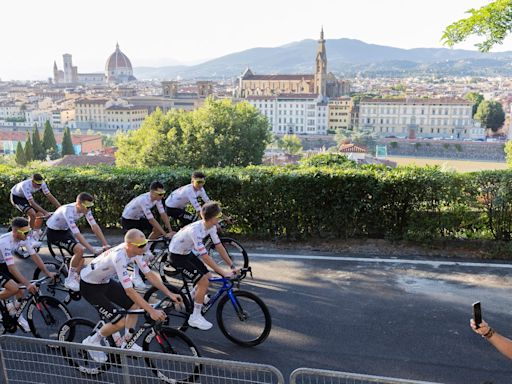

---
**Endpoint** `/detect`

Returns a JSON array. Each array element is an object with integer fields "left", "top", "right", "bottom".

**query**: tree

[
  {"left": 42, "top": 120, "right": 59, "bottom": 159},
  {"left": 15, "top": 142, "right": 26, "bottom": 166},
  {"left": 505, "top": 140, "right": 512, "bottom": 167},
  {"left": 474, "top": 100, "right": 505, "bottom": 132},
  {"left": 277, "top": 134, "right": 302, "bottom": 155},
  {"left": 116, "top": 98, "right": 271, "bottom": 168},
  {"left": 442, "top": 0, "right": 512, "bottom": 52},
  {"left": 24, "top": 133, "right": 33, "bottom": 162},
  {"left": 464, "top": 92, "right": 484, "bottom": 117},
  {"left": 61, "top": 127, "right": 75, "bottom": 156},
  {"left": 32, "top": 124, "right": 45, "bottom": 161},
  {"left": 335, "top": 128, "right": 378, "bottom": 155}
]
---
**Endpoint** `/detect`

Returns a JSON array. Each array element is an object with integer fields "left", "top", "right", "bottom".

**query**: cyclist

[
  {"left": 10, "top": 173, "right": 61, "bottom": 243},
  {"left": 80, "top": 228, "right": 182, "bottom": 362},
  {"left": 46, "top": 192, "right": 110, "bottom": 292},
  {"left": 164, "top": 171, "right": 211, "bottom": 227},
  {"left": 0, "top": 217, "right": 56, "bottom": 332},
  {"left": 169, "top": 201, "right": 236, "bottom": 330},
  {"left": 121, "top": 181, "right": 174, "bottom": 288}
]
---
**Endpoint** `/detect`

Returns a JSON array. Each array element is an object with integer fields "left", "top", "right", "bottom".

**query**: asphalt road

[{"left": 5, "top": 232, "right": 512, "bottom": 384}]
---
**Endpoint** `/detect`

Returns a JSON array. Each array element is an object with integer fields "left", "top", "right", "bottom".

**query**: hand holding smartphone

[{"left": 473, "top": 301, "right": 482, "bottom": 329}]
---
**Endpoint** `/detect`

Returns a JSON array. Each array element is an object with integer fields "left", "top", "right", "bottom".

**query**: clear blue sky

[{"left": 0, "top": 0, "right": 502, "bottom": 80}]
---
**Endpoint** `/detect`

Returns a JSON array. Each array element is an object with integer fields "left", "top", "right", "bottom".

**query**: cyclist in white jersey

[
  {"left": 165, "top": 171, "right": 211, "bottom": 227},
  {"left": 121, "top": 181, "right": 174, "bottom": 288},
  {"left": 46, "top": 192, "right": 110, "bottom": 292},
  {"left": 169, "top": 201, "right": 236, "bottom": 330},
  {"left": 10, "top": 173, "right": 61, "bottom": 241},
  {"left": 0, "top": 217, "right": 56, "bottom": 332},
  {"left": 80, "top": 229, "right": 182, "bottom": 362}
]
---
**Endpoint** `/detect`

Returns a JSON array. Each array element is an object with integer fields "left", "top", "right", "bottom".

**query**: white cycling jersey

[
  {"left": 0, "top": 232, "right": 35, "bottom": 266},
  {"left": 80, "top": 243, "right": 150, "bottom": 288},
  {"left": 169, "top": 220, "right": 220, "bottom": 256},
  {"left": 122, "top": 192, "right": 165, "bottom": 221},
  {"left": 10, "top": 179, "right": 50, "bottom": 200},
  {"left": 46, "top": 203, "right": 97, "bottom": 235},
  {"left": 165, "top": 184, "right": 210, "bottom": 212}
]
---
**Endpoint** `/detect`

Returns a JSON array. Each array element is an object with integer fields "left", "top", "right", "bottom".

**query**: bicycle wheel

[
  {"left": 143, "top": 284, "right": 192, "bottom": 331},
  {"left": 143, "top": 326, "right": 201, "bottom": 383},
  {"left": 207, "top": 237, "right": 249, "bottom": 270},
  {"left": 58, "top": 317, "right": 114, "bottom": 375},
  {"left": 32, "top": 261, "right": 73, "bottom": 303},
  {"left": 27, "top": 295, "right": 72, "bottom": 341},
  {"left": 216, "top": 290, "right": 271, "bottom": 347}
]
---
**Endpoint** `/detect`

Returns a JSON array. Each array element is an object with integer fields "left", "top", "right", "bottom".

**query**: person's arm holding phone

[{"left": 470, "top": 302, "right": 512, "bottom": 360}]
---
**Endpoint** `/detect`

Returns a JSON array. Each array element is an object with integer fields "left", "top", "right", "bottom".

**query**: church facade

[{"left": 236, "top": 29, "right": 349, "bottom": 99}]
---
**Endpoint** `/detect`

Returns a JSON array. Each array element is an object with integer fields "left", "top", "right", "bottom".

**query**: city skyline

[{"left": 0, "top": 0, "right": 505, "bottom": 80}]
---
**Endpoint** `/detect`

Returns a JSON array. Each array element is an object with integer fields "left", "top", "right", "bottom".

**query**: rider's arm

[
  {"left": 85, "top": 211, "right": 109, "bottom": 248},
  {"left": 27, "top": 198, "right": 48, "bottom": 215},
  {"left": 27, "top": 243, "right": 54, "bottom": 277},
  {"left": 144, "top": 271, "right": 180, "bottom": 301},
  {"left": 471, "top": 319, "right": 512, "bottom": 360},
  {"left": 156, "top": 200, "right": 173, "bottom": 233},
  {"left": 199, "top": 253, "right": 229, "bottom": 277},
  {"left": 45, "top": 192, "right": 61, "bottom": 209},
  {"left": 213, "top": 243, "right": 235, "bottom": 269},
  {"left": 74, "top": 233, "right": 96, "bottom": 254},
  {"left": 124, "top": 287, "right": 159, "bottom": 313},
  {"left": 200, "top": 188, "right": 210, "bottom": 204},
  {"left": 141, "top": 201, "right": 167, "bottom": 236},
  {"left": 66, "top": 212, "right": 96, "bottom": 253},
  {"left": 188, "top": 189, "right": 202, "bottom": 213}
]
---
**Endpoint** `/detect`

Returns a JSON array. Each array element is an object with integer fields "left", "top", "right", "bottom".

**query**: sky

[{"left": 0, "top": 0, "right": 505, "bottom": 80}]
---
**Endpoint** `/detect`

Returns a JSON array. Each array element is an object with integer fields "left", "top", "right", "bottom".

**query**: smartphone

[{"left": 473, "top": 301, "right": 482, "bottom": 329}]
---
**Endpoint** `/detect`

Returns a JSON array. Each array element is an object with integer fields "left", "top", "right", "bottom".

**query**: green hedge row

[{"left": 1, "top": 164, "right": 512, "bottom": 242}]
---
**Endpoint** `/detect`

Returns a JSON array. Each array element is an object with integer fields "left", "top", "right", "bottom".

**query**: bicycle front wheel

[
  {"left": 207, "top": 237, "right": 249, "bottom": 270},
  {"left": 27, "top": 295, "right": 72, "bottom": 341},
  {"left": 216, "top": 290, "right": 271, "bottom": 347},
  {"left": 143, "top": 326, "right": 201, "bottom": 383},
  {"left": 32, "top": 261, "right": 72, "bottom": 303},
  {"left": 58, "top": 317, "right": 114, "bottom": 375}
]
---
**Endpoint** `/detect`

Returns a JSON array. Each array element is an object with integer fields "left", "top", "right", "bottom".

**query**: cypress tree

[
  {"left": 32, "top": 124, "right": 45, "bottom": 161},
  {"left": 15, "top": 142, "right": 27, "bottom": 166},
  {"left": 43, "top": 120, "right": 59, "bottom": 159},
  {"left": 61, "top": 127, "right": 75, "bottom": 156},
  {"left": 24, "top": 133, "right": 34, "bottom": 162}
]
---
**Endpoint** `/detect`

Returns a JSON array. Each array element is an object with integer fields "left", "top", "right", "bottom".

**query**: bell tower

[{"left": 314, "top": 27, "right": 327, "bottom": 97}]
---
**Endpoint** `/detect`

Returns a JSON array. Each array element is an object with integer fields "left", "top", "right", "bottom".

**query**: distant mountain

[{"left": 133, "top": 38, "right": 512, "bottom": 80}]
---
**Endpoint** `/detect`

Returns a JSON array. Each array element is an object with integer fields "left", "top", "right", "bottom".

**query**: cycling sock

[
  {"left": 124, "top": 328, "right": 134, "bottom": 341},
  {"left": 68, "top": 267, "right": 77, "bottom": 276},
  {"left": 192, "top": 302, "right": 202, "bottom": 317},
  {"left": 90, "top": 331, "right": 104, "bottom": 343}
]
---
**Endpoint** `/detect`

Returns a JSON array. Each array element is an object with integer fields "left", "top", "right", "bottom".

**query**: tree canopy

[
  {"left": 15, "top": 142, "right": 26, "bottom": 166},
  {"left": 32, "top": 124, "right": 45, "bottom": 161},
  {"left": 474, "top": 100, "right": 505, "bottom": 131},
  {"left": 43, "top": 120, "right": 59, "bottom": 160},
  {"left": 61, "top": 127, "right": 75, "bottom": 156},
  {"left": 464, "top": 92, "right": 484, "bottom": 117},
  {"left": 116, "top": 97, "right": 271, "bottom": 168},
  {"left": 442, "top": 0, "right": 512, "bottom": 51},
  {"left": 24, "top": 133, "right": 33, "bottom": 162},
  {"left": 277, "top": 134, "right": 302, "bottom": 155}
]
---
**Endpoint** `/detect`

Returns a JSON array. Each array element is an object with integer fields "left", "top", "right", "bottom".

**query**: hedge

[{"left": 1, "top": 164, "right": 512, "bottom": 242}]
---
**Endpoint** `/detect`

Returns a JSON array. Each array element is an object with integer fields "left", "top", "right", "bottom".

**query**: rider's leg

[
  {"left": 193, "top": 274, "right": 210, "bottom": 306},
  {"left": 0, "top": 280, "right": 19, "bottom": 300},
  {"left": 69, "top": 244, "right": 84, "bottom": 274},
  {"left": 26, "top": 208, "right": 37, "bottom": 230}
]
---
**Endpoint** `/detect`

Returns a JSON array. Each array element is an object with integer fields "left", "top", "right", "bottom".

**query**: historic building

[
  {"left": 53, "top": 43, "right": 136, "bottom": 85},
  {"left": 328, "top": 97, "right": 353, "bottom": 131},
  {"left": 236, "top": 29, "right": 349, "bottom": 99}
]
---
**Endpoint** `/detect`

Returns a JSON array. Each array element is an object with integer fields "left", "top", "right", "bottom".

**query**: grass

[{"left": 387, "top": 156, "right": 509, "bottom": 172}]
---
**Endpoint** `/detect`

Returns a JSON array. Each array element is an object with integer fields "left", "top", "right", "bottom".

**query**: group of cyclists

[{"left": 1, "top": 171, "right": 237, "bottom": 361}]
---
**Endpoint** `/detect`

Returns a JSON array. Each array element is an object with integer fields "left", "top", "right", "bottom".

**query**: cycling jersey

[
  {"left": 46, "top": 203, "right": 97, "bottom": 235},
  {"left": 10, "top": 179, "right": 50, "bottom": 200},
  {"left": 165, "top": 184, "right": 210, "bottom": 212},
  {"left": 122, "top": 192, "right": 165, "bottom": 221},
  {"left": 169, "top": 220, "right": 220, "bottom": 256},
  {"left": 80, "top": 243, "right": 150, "bottom": 288},
  {"left": 0, "top": 232, "right": 35, "bottom": 266}
]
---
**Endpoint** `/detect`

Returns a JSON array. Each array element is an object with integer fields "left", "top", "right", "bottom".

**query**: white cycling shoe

[
  {"left": 18, "top": 314, "right": 31, "bottom": 333},
  {"left": 188, "top": 314, "right": 213, "bottom": 330},
  {"left": 82, "top": 335, "right": 108, "bottom": 363},
  {"left": 64, "top": 275, "right": 80, "bottom": 292}
]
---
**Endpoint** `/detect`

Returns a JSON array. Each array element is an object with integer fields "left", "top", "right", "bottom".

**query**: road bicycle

[
  {"left": 0, "top": 276, "right": 72, "bottom": 341},
  {"left": 58, "top": 298, "right": 201, "bottom": 382},
  {"left": 144, "top": 267, "right": 271, "bottom": 347}
]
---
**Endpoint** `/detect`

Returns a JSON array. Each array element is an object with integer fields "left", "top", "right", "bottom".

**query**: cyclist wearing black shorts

[
  {"left": 165, "top": 171, "right": 210, "bottom": 227},
  {"left": 121, "top": 181, "right": 174, "bottom": 288},
  {"left": 169, "top": 201, "right": 235, "bottom": 330},
  {"left": 79, "top": 228, "right": 181, "bottom": 362},
  {"left": 46, "top": 192, "right": 110, "bottom": 292},
  {"left": 0, "top": 217, "right": 56, "bottom": 331},
  {"left": 10, "top": 173, "right": 61, "bottom": 243}
]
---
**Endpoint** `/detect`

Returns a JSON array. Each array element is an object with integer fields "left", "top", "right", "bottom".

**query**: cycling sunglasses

[
  {"left": 216, "top": 212, "right": 223, "bottom": 219},
  {"left": 153, "top": 190, "right": 166, "bottom": 196},
  {"left": 32, "top": 179, "right": 44, "bottom": 185},
  {"left": 193, "top": 179, "right": 205, "bottom": 185},
  {"left": 17, "top": 228, "right": 32, "bottom": 236},
  {"left": 81, "top": 201, "right": 94, "bottom": 208},
  {"left": 130, "top": 239, "right": 148, "bottom": 248}
]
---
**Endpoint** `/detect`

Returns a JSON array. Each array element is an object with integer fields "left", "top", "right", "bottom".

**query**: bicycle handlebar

[{"left": 18, "top": 276, "right": 51, "bottom": 290}]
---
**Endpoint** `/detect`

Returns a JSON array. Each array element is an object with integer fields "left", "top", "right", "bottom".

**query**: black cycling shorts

[
  {"left": 0, "top": 263, "right": 18, "bottom": 287},
  {"left": 170, "top": 252, "right": 208, "bottom": 284},
  {"left": 121, "top": 217, "right": 153, "bottom": 235},
  {"left": 10, "top": 194, "right": 33, "bottom": 215},
  {"left": 80, "top": 279, "right": 134, "bottom": 324},
  {"left": 165, "top": 207, "right": 197, "bottom": 227},
  {"left": 46, "top": 228, "right": 78, "bottom": 255}
]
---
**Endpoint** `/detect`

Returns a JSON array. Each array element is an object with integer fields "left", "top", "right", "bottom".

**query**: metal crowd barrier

[
  {"left": 0, "top": 335, "right": 285, "bottom": 384},
  {"left": 290, "top": 368, "right": 443, "bottom": 384}
]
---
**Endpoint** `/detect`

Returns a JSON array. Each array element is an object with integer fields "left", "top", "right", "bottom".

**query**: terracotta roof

[
  {"left": 360, "top": 98, "right": 472, "bottom": 105},
  {"left": 339, "top": 144, "right": 367, "bottom": 153},
  {"left": 0, "top": 131, "right": 101, "bottom": 144},
  {"left": 49, "top": 155, "right": 115, "bottom": 166},
  {"left": 76, "top": 98, "right": 109, "bottom": 105},
  {"left": 243, "top": 74, "right": 314, "bottom": 81}
]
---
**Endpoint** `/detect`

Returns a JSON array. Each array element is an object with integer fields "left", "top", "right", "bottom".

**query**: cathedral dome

[{"left": 105, "top": 43, "right": 136, "bottom": 83}]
